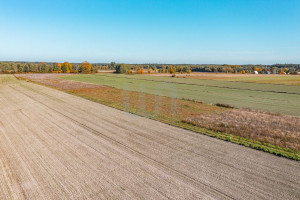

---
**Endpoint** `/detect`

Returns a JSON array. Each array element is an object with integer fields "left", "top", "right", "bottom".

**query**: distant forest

[{"left": 0, "top": 61, "right": 299, "bottom": 74}]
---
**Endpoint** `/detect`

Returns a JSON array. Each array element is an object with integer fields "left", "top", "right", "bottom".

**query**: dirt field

[{"left": 0, "top": 75, "right": 300, "bottom": 199}]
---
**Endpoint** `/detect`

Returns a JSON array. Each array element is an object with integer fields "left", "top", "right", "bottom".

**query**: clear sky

[{"left": 0, "top": 0, "right": 299, "bottom": 64}]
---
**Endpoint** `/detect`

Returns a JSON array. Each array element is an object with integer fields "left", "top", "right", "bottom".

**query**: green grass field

[{"left": 62, "top": 74, "right": 300, "bottom": 116}]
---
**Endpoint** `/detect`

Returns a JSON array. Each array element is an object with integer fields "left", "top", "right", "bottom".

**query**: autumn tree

[
  {"left": 253, "top": 66, "right": 262, "bottom": 73},
  {"left": 80, "top": 61, "right": 92, "bottom": 73},
  {"left": 137, "top": 68, "right": 143, "bottom": 74},
  {"left": 61, "top": 62, "right": 72, "bottom": 73}
]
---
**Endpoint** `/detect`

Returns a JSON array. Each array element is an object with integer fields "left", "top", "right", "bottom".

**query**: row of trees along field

[
  {"left": 1, "top": 61, "right": 299, "bottom": 74},
  {"left": 0, "top": 61, "right": 99, "bottom": 74},
  {"left": 114, "top": 63, "right": 192, "bottom": 74},
  {"left": 112, "top": 63, "right": 300, "bottom": 74}
]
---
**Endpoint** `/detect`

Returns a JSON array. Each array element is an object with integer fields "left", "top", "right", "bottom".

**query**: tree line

[
  {"left": 0, "top": 61, "right": 100, "bottom": 74},
  {"left": 113, "top": 63, "right": 300, "bottom": 74},
  {"left": 1, "top": 61, "right": 299, "bottom": 74}
]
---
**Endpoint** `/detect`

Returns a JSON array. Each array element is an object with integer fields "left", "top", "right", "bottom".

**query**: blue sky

[{"left": 0, "top": 0, "right": 299, "bottom": 64}]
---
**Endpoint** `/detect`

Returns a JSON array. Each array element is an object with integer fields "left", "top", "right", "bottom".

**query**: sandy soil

[{"left": 0, "top": 75, "right": 299, "bottom": 199}]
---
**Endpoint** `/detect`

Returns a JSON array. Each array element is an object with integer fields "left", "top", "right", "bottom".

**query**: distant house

[{"left": 254, "top": 71, "right": 258, "bottom": 75}]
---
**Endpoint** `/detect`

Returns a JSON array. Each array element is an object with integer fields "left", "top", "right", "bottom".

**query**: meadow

[{"left": 62, "top": 74, "right": 300, "bottom": 116}]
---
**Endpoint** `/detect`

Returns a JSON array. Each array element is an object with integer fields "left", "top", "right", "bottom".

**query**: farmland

[
  {"left": 1, "top": 74, "right": 300, "bottom": 199},
  {"left": 16, "top": 73, "right": 300, "bottom": 160},
  {"left": 2, "top": 0, "right": 300, "bottom": 199},
  {"left": 62, "top": 73, "right": 300, "bottom": 116}
]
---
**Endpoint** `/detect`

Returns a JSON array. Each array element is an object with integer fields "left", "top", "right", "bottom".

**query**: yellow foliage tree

[
  {"left": 81, "top": 61, "right": 92, "bottom": 73},
  {"left": 61, "top": 62, "right": 72, "bottom": 73}
]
